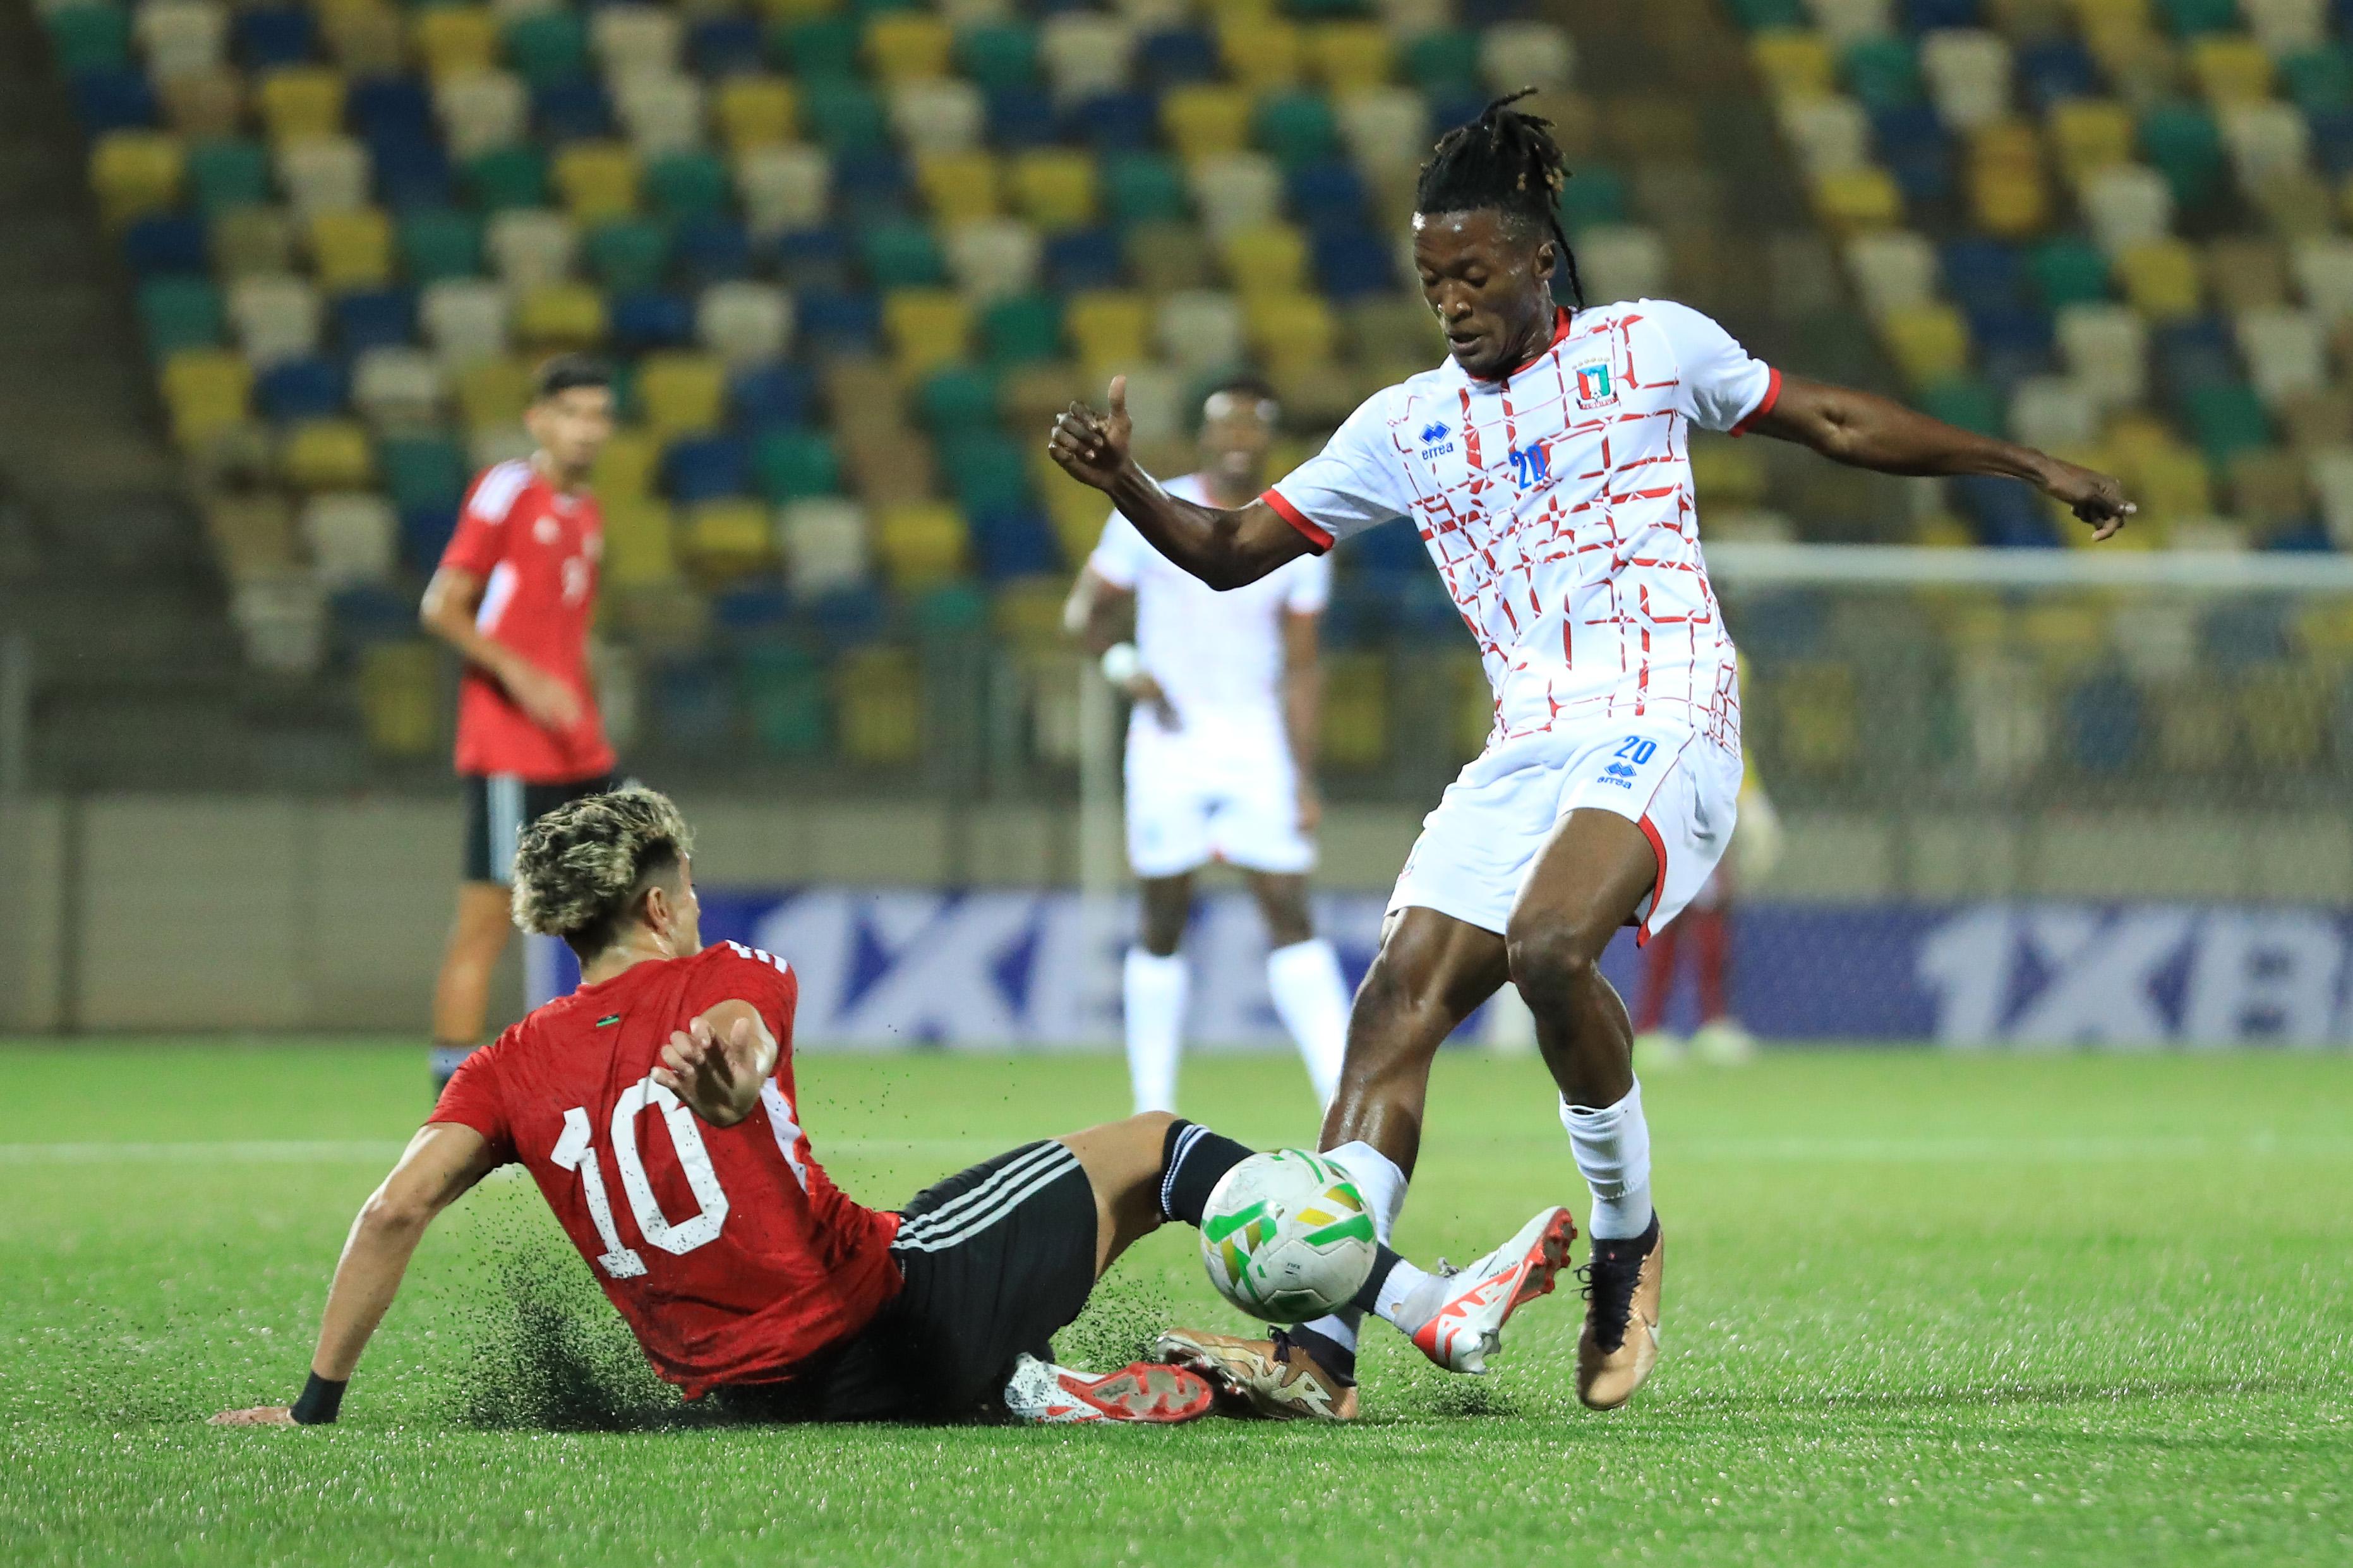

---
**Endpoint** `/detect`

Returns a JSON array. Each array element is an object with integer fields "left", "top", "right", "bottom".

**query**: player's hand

[
  {"left": 1296, "top": 781, "right": 1323, "bottom": 834},
  {"left": 503, "top": 661, "right": 584, "bottom": 731},
  {"left": 208, "top": 1405, "right": 298, "bottom": 1427},
  {"left": 1047, "top": 377, "right": 1134, "bottom": 492},
  {"left": 1127, "top": 673, "right": 1179, "bottom": 730},
  {"left": 654, "top": 1015, "right": 760, "bottom": 1127},
  {"left": 2034, "top": 455, "right": 2134, "bottom": 541}
]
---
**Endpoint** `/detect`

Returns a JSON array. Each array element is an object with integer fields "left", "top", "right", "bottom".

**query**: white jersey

[
  {"left": 1261, "top": 300, "right": 1773, "bottom": 756},
  {"left": 1090, "top": 472, "right": 1332, "bottom": 739}
]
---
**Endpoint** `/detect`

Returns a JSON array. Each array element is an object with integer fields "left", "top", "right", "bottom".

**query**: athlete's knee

[
  {"left": 1253, "top": 878, "right": 1313, "bottom": 947},
  {"left": 1125, "top": 1109, "right": 1181, "bottom": 1147},
  {"left": 1138, "top": 878, "right": 1191, "bottom": 955},
  {"left": 1505, "top": 918, "right": 1607, "bottom": 1002}
]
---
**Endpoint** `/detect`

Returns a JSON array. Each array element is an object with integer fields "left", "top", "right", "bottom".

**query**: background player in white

[
  {"left": 1062, "top": 377, "right": 1351, "bottom": 1116},
  {"left": 1049, "top": 93, "right": 2133, "bottom": 1420}
]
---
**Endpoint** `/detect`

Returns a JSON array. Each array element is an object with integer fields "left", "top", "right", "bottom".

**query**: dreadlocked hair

[
  {"left": 511, "top": 786, "right": 695, "bottom": 955},
  {"left": 1415, "top": 88, "right": 1584, "bottom": 309}
]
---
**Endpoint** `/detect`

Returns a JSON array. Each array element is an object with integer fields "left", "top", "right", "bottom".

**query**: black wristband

[{"left": 290, "top": 1372, "right": 346, "bottom": 1425}]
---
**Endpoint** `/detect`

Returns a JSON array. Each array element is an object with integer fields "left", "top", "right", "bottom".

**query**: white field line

[{"left": 0, "top": 1135, "right": 2349, "bottom": 1166}]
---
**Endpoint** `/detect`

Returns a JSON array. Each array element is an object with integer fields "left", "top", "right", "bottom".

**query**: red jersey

[
  {"left": 430, "top": 942, "right": 903, "bottom": 1397},
  {"left": 440, "top": 458, "right": 615, "bottom": 783}
]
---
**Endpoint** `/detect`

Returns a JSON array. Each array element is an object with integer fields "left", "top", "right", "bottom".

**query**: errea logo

[{"left": 1417, "top": 419, "right": 1457, "bottom": 459}]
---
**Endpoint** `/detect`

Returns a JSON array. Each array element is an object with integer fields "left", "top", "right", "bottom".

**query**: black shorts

[
  {"left": 461, "top": 772, "right": 615, "bottom": 884},
  {"left": 714, "top": 1140, "right": 1100, "bottom": 1424}
]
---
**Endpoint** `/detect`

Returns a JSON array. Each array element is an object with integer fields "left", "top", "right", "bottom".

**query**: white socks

[
  {"left": 1122, "top": 949, "right": 1189, "bottom": 1114},
  {"left": 1265, "top": 938, "right": 1350, "bottom": 1108},
  {"left": 1561, "top": 1080, "right": 1655, "bottom": 1240},
  {"left": 1299, "top": 1139, "right": 1407, "bottom": 1354}
]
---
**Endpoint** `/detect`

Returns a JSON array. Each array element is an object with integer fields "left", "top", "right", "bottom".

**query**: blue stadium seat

[
  {"left": 399, "top": 506, "right": 459, "bottom": 572},
  {"left": 676, "top": 217, "right": 752, "bottom": 286},
  {"left": 2018, "top": 40, "right": 2098, "bottom": 110},
  {"left": 1044, "top": 228, "right": 1124, "bottom": 291},
  {"left": 1137, "top": 28, "right": 1220, "bottom": 88},
  {"left": 2064, "top": 669, "right": 2141, "bottom": 774},
  {"left": 258, "top": 356, "right": 347, "bottom": 422},
  {"left": 1066, "top": 91, "right": 1160, "bottom": 153},
  {"left": 1872, "top": 107, "right": 1953, "bottom": 205},
  {"left": 233, "top": 6, "right": 316, "bottom": 70},
  {"left": 1970, "top": 306, "right": 2054, "bottom": 388},
  {"left": 731, "top": 361, "right": 814, "bottom": 429},
  {"left": 1314, "top": 228, "right": 1395, "bottom": 299},
  {"left": 691, "top": 17, "right": 766, "bottom": 79},
  {"left": 664, "top": 434, "right": 750, "bottom": 501},
  {"left": 2309, "top": 109, "right": 2353, "bottom": 177},
  {"left": 1460, "top": 0, "right": 1536, "bottom": 24},
  {"left": 333, "top": 289, "right": 414, "bottom": 354},
  {"left": 831, "top": 150, "right": 912, "bottom": 222},
  {"left": 1953, "top": 475, "right": 2058, "bottom": 548},
  {"left": 988, "top": 86, "right": 1061, "bottom": 148},
  {"left": 2203, "top": 599, "right": 2291, "bottom": 666},
  {"left": 73, "top": 69, "right": 157, "bottom": 132},
  {"left": 1289, "top": 162, "right": 1370, "bottom": 230},
  {"left": 970, "top": 509, "right": 1060, "bottom": 579},
  {"left": 330, "top": 585, "right": 418, "bottom": 649},
  {"left": 649, "top": 659, "right": 735, "bottom": 753},
  {"left": 942, "top": 431, "right": 1031, "bottom": 514},
  {"left": 1905, "top": 0, "right": 1979, "bottom": 27},
  {"left": 370, "top": 131, "right": 453, "bottom": 210},
  {"left": 714, "top": 583, "right": 795, "bottom": 631},
  {"left": 805, "top": 584, "right": 888, "bottom": 642},
  {"left": 349, "top": 78, "right": 432, "bottom": 140},
  {"left": 2152, "top": 316, "right": 2236, "bottom": 394},
  {"left": 534, "top": 78, "right": 614, "bottom": 143},
  {"left": 123, "top": 215, "right": 208, "bottom": 275},
  {"left": 611, "top": 292, "right": 695, "bottom": 351},
  {"left": 1941, "top": 239, "right": 2023, "bottom": 313},
  {"left": 774, "top": 227, "right": 855, "bottom": 291}
]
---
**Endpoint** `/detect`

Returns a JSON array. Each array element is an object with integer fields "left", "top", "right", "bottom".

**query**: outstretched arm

[
  {"left": 1748, "top": 375, "right": 2134, "bottom": 541},
  {"left": 211, "top": 1123, "right": 499, "bottom": 1427},
  {"left": 1049, "top": 378, "right": 1315, "bottom": 589}
]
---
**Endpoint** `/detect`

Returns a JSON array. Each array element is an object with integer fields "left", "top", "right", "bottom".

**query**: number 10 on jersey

[{"left": 550, "top": 1081, "right": 731, "bottom": 1279}]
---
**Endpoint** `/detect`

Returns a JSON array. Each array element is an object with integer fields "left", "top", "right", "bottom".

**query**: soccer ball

[{"left": 1199, "top": 1150, "right": 1378, "bottom": 1324}]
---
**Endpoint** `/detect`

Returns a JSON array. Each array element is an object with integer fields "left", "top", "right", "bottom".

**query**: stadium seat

[
  {"left": 435, "top": 73, "right": 529, "bottom": 159},
  {"left": 735, "top": 144, "right": 830, "bottom": 234},
  {"left": 420, "top": 279, "right": 510, "bottom": 366},
  {"left": 334, "top": 289, "right": 415, "bottom": 356},
  {"left": 1190, "top": 153, "right": 1283, "bottom": 239},
  {"left": 301, "top": 491, "right": 399, "bottom": 587},
  {"left": 585, "top": 217, "right": 670, "bottom": 292},
  {"left": 513, "top": 282, "right": 607, "bottom": 349},
  {"left": 714, "top": 76, "right": 798, "bottom": 152},
  {"left": 613, "top": 74, "right": 707, "bottom": 160},
  {"left": 1157, "top": 289, "right": 1246, "bottom": 371},
  {"left": 882, "top": 289, "right": 972, "bottom": 375},
  {"left": 945, "top": 218, "right": 1042, "bottom": 301},
  {"left": 90, "top": 131, "right": 183, "bottom": 228},
  {"left": 1008, "top": 149, "right": 1097, "bottom": 230},
  {"left": 1219, "top": 221, "right": 1309, "bottom": 295},
  {"left": 466, "top": 144, "right": 550, "bottom": 211},
  {"left": 874, "top": 501, "right": 969, "bottom": 590},
  {"left": 1039, "top": 13, "right": 1135, "bottom": 100},
  {"left": 1162, "top": 85, "right": 1254, "bottom": 160},
  {"left": 257, "top": 68, "right": 347, "bottom": 144},
  {"left": 862, "top": 218, "right": 947, "bottom": 288},
  {"left": 638, "top": 352, "right": 729, "bottom": 438},
  {"left": 680, "top": 499, "right": 773, "bottom": 579},
  {"left": 2117, "top": 238, "right": 2204, "bottom": 318},
  {"left": 280, "top": 419, "right": 376, "bottom": 489},
  {"left": 277, "top": 137, "right": 371, "bottom": 217},
  {"left": 552, "top": 142, "right": 641, "bottom": 222},
  {"left": 833, "top": 646, "right": 923, "bottom": 764},
  {"left": 308, "top": 208, "right": 394, "bottom": 290},
  {"left": 757, "top": 431, "right": 840, "bottom": 504},
  {"left": 158, "top": 70, "right": 244, "bottom": 140},
  {"left": 1065, "top": 290, "right": 1150, "bottom": 371},
  {"left": 162, "top": 347, "right": 254, "bottom": 445},
  {"left": 487, "top": 208, "right": 577, "bottom": 290},
  {"left": 227, "top": 274, "right": 323, "bottom": 366},
  {"left": 868, "top": 13, "right": 954, "bottom": 83},
  {"left": 138, "top": 0, "right": 227, "bottom": 78},
  {"left": 184, "top": 138, "right": 269, "bottom": 217},
  {"left": 696, "top": 282, "right": 792, "bottom": 364}
]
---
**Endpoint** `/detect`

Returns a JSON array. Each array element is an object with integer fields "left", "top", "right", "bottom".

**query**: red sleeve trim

[
  {"left": 1729, "top": 366, "right": 1782, "bottom": 438},
  {"left": 1260, "top": 488, "right": 1333, "bottom": 553},
  {"left": 1632, "top": 815, "right": 1670, "bottom": 948}
]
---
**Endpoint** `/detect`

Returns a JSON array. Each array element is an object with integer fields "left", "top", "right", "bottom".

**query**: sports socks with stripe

[
  {"left": 1156, "top": 1120, "right": 1253, "bottom": 1226},
  {"left": 1285, "top": 1139, "right": 1408, "bottom": 1382}
]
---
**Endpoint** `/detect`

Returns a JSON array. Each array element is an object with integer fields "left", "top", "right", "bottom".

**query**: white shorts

[
  {"left": 1125, "top": 719, "right": 1314, "bottom": 879},
  {"left": 1388, "top": 722, "right": 1742, "bottom": 944}
]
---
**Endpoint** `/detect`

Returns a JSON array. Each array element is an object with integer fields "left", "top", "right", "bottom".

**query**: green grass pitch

[{"left": 3, "top": 1043, "right": 2349, "bottom": 1567}]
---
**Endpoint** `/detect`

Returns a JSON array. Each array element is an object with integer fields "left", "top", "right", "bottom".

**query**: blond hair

[{"left": 510, "top": 786, "right": 695, "bottom": 952}]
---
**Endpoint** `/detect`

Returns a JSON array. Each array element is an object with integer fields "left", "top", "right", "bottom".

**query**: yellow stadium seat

[
  {"left": 1035, "top": 450, "right": 1108, "bottom": 561},
  {"left": 1321, "top": 652, "right": 1388, "bottom": 768},
  {"left": 161, "top": 349, "right": 253, "bottom": 446},
  {"left": 834, "top": 647, "right": 924, "bottom": 765},
  {"left": 991, "top": 575, "right": 1071, "bottom": 649},
  {"left": 258, "top": 68, "right": 347, "bottom": 143},
  {"left": 307, "top": 207, "right": 394, "bottom": 290},
  {"left": 456, "top": 356, "right": 533, "bottom": 430},
  {"left": 2049, "top": 99, "right": 2137, "bottom": 184},
  {"left": 551, "top": 142, "right": 640, "bottom": 222},
  {"left": 2127, "top": 442, "right": 2212, "bottom": 520},
  {"left": 1064, "top": 291, "right": 1150, "bottom": 371},
  {"left": 636, "top": 352, "right": 728, "bottom": 438},
  {"left": 1008, "top": 150, "right": 1096, "bottom": 230},
  {"left": 2067, "top": 0, "right": 2150, "bottom": 27},
  {"left": 2189, "top": 37, "right": 2273, "bottom": 106},
  {"left": 412, "top": 7, "right": 497, "bottom": 80},
  {"left": 1969, "top": 164, "right": 2049, "bottom": 237},
  {"left": 1811, "top": 165, "right": 1903, "bottom": 232},
  {"left": 1162, "top": 86, "right": 1254, "bottom": 161},
  {"left": 1972, "top": 119, "right": 2042, "bottom": 170},
  {"left": 1219, "top": 221, "right": 1309, "bottom": 297},
  {"left": 1218, "top": 18, "right": 1301, "bottom": 91},
  {"left": 1308, "top": 21, "right": 1391, "bottom": 92},
  {"left": 1880, "top": 304, "right": 1970, "bottom": 386},
  {"left": 592, "top": 429, "right": 662, "bottom": 498},
  {"left": 600, "top": 498, "right": 679, "bottom": 588},
  {"left": 514, "top": 283, "right": 607, "bottom": 348},
  {"left": 714, "top": 76, "right": 797, "bottom": 152},
  {"left": 280, "top": 419, "right": 376, "bottom": 489},
  {"left": 89, "top": 131, "right": 183, "bottom": 228},
  {"left": 1246, "top": 293, "right": 1337, "bottom": 373},
  {"left": 755, "top": 0, "right": 842, "bottom": 20},
  {"left": 873, "top": 501, "right": 967, "bottom": 592},
  {"left": 917, "top": 151, "right": 1001, "bottom": 224},
  {"left": 680, "top": 500, "right": 773, "bottom": 580},
  {"left": 1750, "top": 32, "right": 1834, "bottom": 102},
  {"left": 865, "top": 13, "right": 952, "bottom": 81},
  {"left": 358, "top": 641, "right": 440, "bottom": 757},
  {"left": 2116, "top": 239, "right": 2201, "bottom": 319},
  {"left": 882, "top": 289, "right": 972, "bottom": 376}
]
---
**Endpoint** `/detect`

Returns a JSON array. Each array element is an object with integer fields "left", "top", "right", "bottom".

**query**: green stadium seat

[
  {"left": 1843, "top": 38, "right": 1923, "bottom": 111},
  {"left": 1724, "top": 0, "right": 1808, "bottom": 27},
  {"left": 1558, "top": 165, "right": 1628, "bottom": 232},
  {"left": 1402, "top": 32, "right": 1479, "bottom": 96},
  {"left": 504, "top": 12, "right": 590, "bottom": 89},
  {"left": 466, "top": 146, "right": 550, "bottom": 212},
  {"left": 2139, "top": 102, "right": 2226, "bottom": 208},
  {"left": 798, "top": 78, "right": 889, "bottom": 153},
  {"left": 2280, "top": 49, "right": 2352, "bottom": 115},
  {"left": 912, "top": 580, "right": 987, "bottom": 635},
  {"left": 773, "top": 18, "right": 863, "bottom": 80},
  {"left": 1102, "top": 153, "right": 1189, "bottom": 229},
  {"left": 1255, "top": 92, "right": 1340, "bottom": 169},
  {"left": 941, "top": 431, "right": 1031, "bottom": 514},
  {"left": 379, "top": 433, "right": 468, "bottom": 513},
  {"left": 740, "top": 643, "right": 829, "bottom": 758},
  {"left": 2030, "top": 238, "right": 2111, "bottom": 309},
  {"left": 982, "top": 293, "right": 1063, "bottom": 368},
  {"left": 587, "top": 218, "right": 671, "bottom": 292},
  {"left": 46, "top": 4, "right": 130, "bottom": 73},
  {"left": 918, "top": 364, "right": 998, "bottom": 433},
  {"left": 862, "top": 218, "right": 946, "bottom": 287},
  {"left": 184, "top": 140, "right": 270, "bottom": 218},
  {"left": 956, "top": 23, "right": 1038, "bottom": 92},
  {"left": 398, "top": 210, "right": 483, "bottom": 283},
  {"left": 646, "top": 152, "right": 730, "bottom": 222},
  {"left": 2180, "top": 384, "right": 2273, "bottom": 467},
  {"left": 1919, "top": 376, "right": 2006, "bottom": 438},
  {"left": 137, "top": 276, "right": 222, "bottom": 357},
  {"left": 754, "top": 430, "right": 839, "bottom": 503},
  {"left": 2154, "top": 0, "right": 2239, "bottom": 36}
]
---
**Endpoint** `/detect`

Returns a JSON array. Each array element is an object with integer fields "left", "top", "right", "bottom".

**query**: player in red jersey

[
  {"left": 211, "top": 788, "right": 1577, "bottom": 1427},
  {"left": 419, "top": 354, "right": 619, "bottom": 1093}
]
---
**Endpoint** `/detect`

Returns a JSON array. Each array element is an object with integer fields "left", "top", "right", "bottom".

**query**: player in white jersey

[
  {"left": 1051, "top": 93, "right": 2134, "bottom": 1421},
  {"left": 1062, "top": 378, "right": 1352, "bottom": 1116}
]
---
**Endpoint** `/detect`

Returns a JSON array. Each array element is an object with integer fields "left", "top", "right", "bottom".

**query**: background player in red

[
  {"left": 210, "top": 788, "right": 1575, "bottom": 1427},
  {"left": 418, "top": 354, "right": 618, "bottom": 1092}
]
